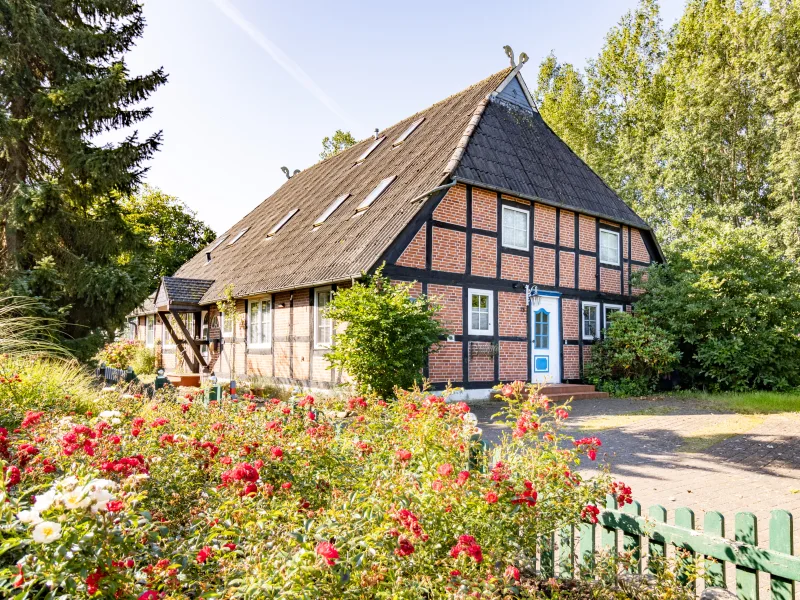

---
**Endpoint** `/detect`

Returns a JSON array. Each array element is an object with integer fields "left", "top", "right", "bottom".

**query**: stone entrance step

[{"left": 536, "top": 383, "right": 609, "bottom": 402}]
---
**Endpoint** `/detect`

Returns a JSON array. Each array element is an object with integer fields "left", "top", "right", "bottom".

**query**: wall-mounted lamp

[{"left": 525, "top": 284, "right": 540, "bottom": 307}]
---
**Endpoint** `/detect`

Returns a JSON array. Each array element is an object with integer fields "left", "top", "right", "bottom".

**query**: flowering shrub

[
  {"left": 0, "top": 375, "right": 634, "bottom": 598},
  {"left": 94, "top": 339, "right": 143, "bottom": 370}
]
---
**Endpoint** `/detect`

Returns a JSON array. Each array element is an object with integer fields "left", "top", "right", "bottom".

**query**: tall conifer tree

[{"left": 0, "top": 1, "right": 166, "bottom": 341}]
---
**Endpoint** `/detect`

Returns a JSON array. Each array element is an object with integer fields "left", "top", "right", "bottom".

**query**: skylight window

[
  {"left": 314, "top": 193, "right": 350, "bottom": 227},
  {"left": 227, "top": 227, "right": 250, "bottom": 245},
  {"left": 206, "top": 235, "right": 229, "bottom": 253},
  {"left": 356, "top": 176, "right": 396, "bottom": 212},
  {"left": 393, "top": 118, "right": 424, "bottom": 146},
  {"left": 266, "top": 209, "right": 298, "bottom": 237},
  {"left": 355, "top": 137, "right": 385, "bottom": 163}
]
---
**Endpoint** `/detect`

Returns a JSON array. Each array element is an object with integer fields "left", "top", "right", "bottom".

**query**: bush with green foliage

[
  {"left": 586, "top": 312, "right": 680, "bottom": 397},
  {"left": 130, "top": 345, "right": 157, "bottom": 376},
  {"left": 94, "top": 340, "right": 142, "bottom": 370},
  {"left": 636, "top": 220, "right": 800, "bottom": 391},
  {"left": 324, "top": 268, "right": 447, "bottom": 398}
]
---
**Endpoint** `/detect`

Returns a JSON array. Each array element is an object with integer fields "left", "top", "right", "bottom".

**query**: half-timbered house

[{"left": 128, "top": 55, "right": 662, "bottom": 398}]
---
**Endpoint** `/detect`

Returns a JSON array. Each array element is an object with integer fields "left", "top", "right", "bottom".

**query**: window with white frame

[
  {"left": 501, "top": 205, "right": 529, "bottom": 251},
  {"left": 162, "top": 315, "right": 175, "bottom": 348},
  {"left": 314, "top": 288, "right": 333, "bottom": 348},
  {"left": 248, "top": 297, "right": 272, "bottom": 347},
  {"left": 468, "top": 289, "right": 494, "bottom": 335},
  {"left": 603, "top": 304, "right": 624, "bottom": 329},
  {"left": 582, "top": 302, "right": 599, "bottom": 340},
  {"left": 146, "top": 316, "right": 155, "bottom": 347},
  {"left": 200, "top": 311, "right": 209, "bottom": 358},
  {"left": 599, "top": 229, "right": 620, "bottom": 266},
  {"left": 221, "top": 310, "right": 234, "bottom": 337}
]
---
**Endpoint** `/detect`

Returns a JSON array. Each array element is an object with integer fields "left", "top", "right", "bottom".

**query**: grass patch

[
  {"left": 677, "top": 414, "right": 767, "bottom": 452},
  {"left": 672, "top": 390, "right": 800, "bottom": 414}
]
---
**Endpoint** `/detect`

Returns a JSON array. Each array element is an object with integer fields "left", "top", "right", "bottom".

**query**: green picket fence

[{"left": 540, "top": 495, "right": 799, "bottom": 599}]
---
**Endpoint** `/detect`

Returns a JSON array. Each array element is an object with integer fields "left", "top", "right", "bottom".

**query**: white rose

[
  {"left": 85, "top": 479, "right": 117, "bottom": 491},
  {"left": 33, "top": 489, "right": 57, "bottom": 513},
  {"left": 90, "top": 489, "right": 115, "bottom": 513},
  {"left": 99, "top": 410, "right": 121, "bottom": 419},
  {"left": 32, "top": 521, "right": 62, "bottom": 544},
  {"left": 17, "top": 510, "right": 42, "bottom": 525},
  {"left": 61, "top": 487, "right": 92, "bottom": 510}
]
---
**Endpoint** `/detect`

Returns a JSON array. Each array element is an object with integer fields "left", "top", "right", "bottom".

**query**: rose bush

[{"left": 0, "top": 358, "right": 639, "bottom": 598}]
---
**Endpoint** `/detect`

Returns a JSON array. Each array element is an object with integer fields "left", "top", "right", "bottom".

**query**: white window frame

[
  {"left": 200, "top": 311, "right": 209, "bottom": 358},
  {"left": 314, "top": 287, "right": 333, "bottom": 349},
  {"left": 501, "top": 205, "right": 530, "bottom": 251},
  {"left": 582, "top": 301, "right": 600, "bottom": 340},
  {"left": 221, "top": 310, "right": 234, "bottom": 338},
  {"left": 468, "top": 289, "right": 494, "bottom": 336},
  {"left": 162, "top": 315, "right": 175, "bottom": 349},
  {"left": 599, "top": 229, "right": 621, "bottom": 266},
  {"left": 603, "top": 304, "right": 624, "bottom": 330},
  {"left": 247, "top": 296, "right": 273, "bottom": 348},
  {"left": 146, "top": 315, "right": 155, "bottom": 347}
]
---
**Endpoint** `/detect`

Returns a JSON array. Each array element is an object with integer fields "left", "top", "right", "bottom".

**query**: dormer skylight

[
  {"left": 356, "top": 176, "right": 396, "bottom": 212},
  {"left": 393, "top": 118, "right": 424, "bottom": 146},
  {"left": 314, "top": 193, "right": 350, "bottom": 227},
  {"left": 206, "top": 235, "right": 229, "bottom": 253},
  {"left": 266, "top": 208, "right": 298, "bottom": 237},
  {"left": 227, "top": 227, "right": 250, "bottom": 245},
  {"left": 355, "top": 137, "right": 385, "bottom": 164}
]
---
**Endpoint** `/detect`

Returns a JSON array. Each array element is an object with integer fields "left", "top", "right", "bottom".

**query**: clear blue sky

[{"left": 127, "top": 0, "right": 684, "bottom": 234}]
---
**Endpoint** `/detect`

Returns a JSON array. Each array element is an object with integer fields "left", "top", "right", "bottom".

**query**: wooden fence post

[
  {"left": 703, "top": 511, "right": 726, "bottom": 588},
  {"left": 559, "top": 526, "right": 574, "bottom": 579},
  {"left": 540, "top": 532, "right": 555, "bottom": 578},
  {"left": 578, "top": 522, "right": 596, "bottom": 575},
  {"left": 675, "top": 507, "right": 695, "bottom": 588},
  {"left": 735, "top": 512, "right": 759, "bottom": 600},
  {"left": 769, "top": 510, "right": 794, "bottom": 600},
  {"left": 648, "top": 505, "right": 667, "bottom": 575},
  {"left": 622, "top": 501, "right": 641, "bottom": 573}
]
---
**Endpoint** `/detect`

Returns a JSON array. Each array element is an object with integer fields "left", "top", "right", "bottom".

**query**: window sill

[
  {"left": 600, "top": 259, "right": 620, "bottom": 267},
  {"left": 501, "top": 243, "right": 529, "bottom": 252},
  {"left": 467, "top": 329, "right": 494, "bottom": 337}
]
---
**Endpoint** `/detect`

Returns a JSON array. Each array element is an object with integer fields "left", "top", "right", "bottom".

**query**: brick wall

[
  {"left": 498, "top": 291, "right": 526, "bottom": 337},
  {"left": 559, "top": 252, "right": 575, "bottom": 288},
  {"left": 471, "top": 234, "right": 496, "bottom": 277},
  {"left": 561, "top": 298, "right": 579, "bottom": 339},
  {"left": 468, "top": 342, "right": 494, "bottom": 381},
  {"left": 472, "top": 188, "right": 497, "bottom": 231},
  {"left": 582, "top": 345, "right": 594, "bottom": 373},
  {"left": 500, "top": 253, "right": 528, "bottom": 282},
  {"left": 623, "top": 263, "right": 630, "bottom": 296},
  {"left": 433, "top": 184, "right": 467, "bottom": 226},
  {"left": 428, "top": 284, "right": 462, "bottom": 335},
  {"left": 631, "top": 229, "right": 650, "bottom": 263},
  {"left": 499, "top": 341, "right": 527, "bottom": 381},
  {"left": 533, "top": 246, "right": 556, "bottom": 286},
  {"left": 534, "top": 204, "right": 556, "bottom": 244},
  {"left": 579, "top": 255, "right": 596, "bottom": 291},
  {"left": 396, "top": 225, "right": 426, "bottom": 269},
  {"left": 599, "top": 267, "right": 621, "bottom": 294},
  {"left": 563, "top": 346, "right": 580, "bottom": 380},
  {"left": 622, "top": 226, "right": 629, "bottom": 260},
  {"left": 429, "top": 341, "right": 462, "bottom": 383},
  {"left": 560, "top": 210, "right": 575, "bottom": 247},
  {"left": 579, "top": 215, "right": 596, "bottom": 252},
  {"left": 431, "top": 227, "right": 466, "bottom": 273},
  {"left": 273, "top": 291, "right": 291, "bottom": 379}
]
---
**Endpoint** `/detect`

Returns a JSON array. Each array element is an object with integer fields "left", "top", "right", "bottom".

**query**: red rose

[
  {"left": 316, "top": 541, "right": 339, "bottom": 566},
  {"left": 505, "top": 565, "right": 520, "bottom": 581},
  {"left": 437, "top": 463, "right": 454, "bottom": 477},
  {"left": 395, "top": 536, "right": 415, "bottom": 557},
  {"left": 138, "top": 591, "right": 159, "bottom": 600},
  {"left": 196, "top": 546, "right": 213, "bottom": 564},
  {"left": 395, "top": 449, "right": 412, "bottom": 462},
  {"left": 106, "top": 500, "right": 124, "bottom": 512},
  {"left": 456, "top": 471, "right": 470, "bottom": 485},
  {"left": 485, "top": 491, "right": 499, "bottom": 504}
]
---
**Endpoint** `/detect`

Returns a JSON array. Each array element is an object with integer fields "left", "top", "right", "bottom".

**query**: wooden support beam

[
  {"left": 159, "top": 311, "right": 198, "bottom": 373},
  {"left": 169, "top": 310, "right": 208, "bottom": 372}
]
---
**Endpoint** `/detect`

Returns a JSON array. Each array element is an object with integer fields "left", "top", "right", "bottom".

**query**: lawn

[{"left": 672, "top": 390, "right": 800, "bottom": 414}]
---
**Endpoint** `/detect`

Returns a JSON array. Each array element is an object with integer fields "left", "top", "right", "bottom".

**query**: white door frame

[{"left": 530, "top": 293, "right": 561, "bottom": 384}]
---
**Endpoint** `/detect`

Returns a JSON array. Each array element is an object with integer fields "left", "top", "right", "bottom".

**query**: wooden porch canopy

[{"left": 154, "top": 277, "right": 215, "bottom": 374}]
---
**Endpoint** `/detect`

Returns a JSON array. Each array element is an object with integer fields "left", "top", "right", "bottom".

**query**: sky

[{"left": 126, "top": 0, "right": 685, "bottom": 234}]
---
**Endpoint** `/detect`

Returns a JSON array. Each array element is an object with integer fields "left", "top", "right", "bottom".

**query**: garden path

[{"left": 470, "top": 397, "right": 800, "bottom": 555}]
